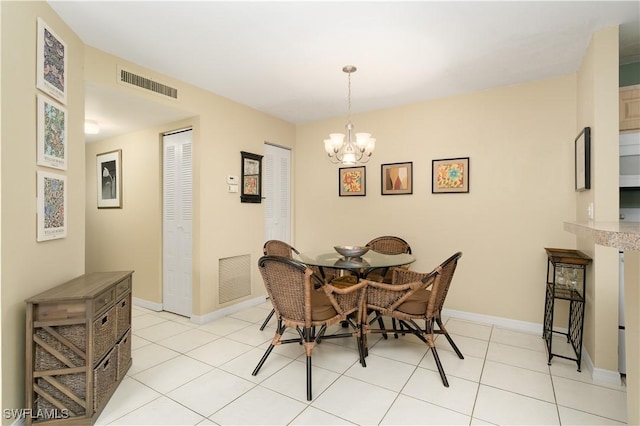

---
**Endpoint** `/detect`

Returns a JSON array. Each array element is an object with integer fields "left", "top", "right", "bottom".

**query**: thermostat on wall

[{"left": 227, "top": 175, "right": 239, "bottom": 185}]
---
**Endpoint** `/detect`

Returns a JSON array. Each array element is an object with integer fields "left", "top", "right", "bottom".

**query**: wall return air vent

[{"left": 118, "top": 66, "right": 178, "bottom": 99}]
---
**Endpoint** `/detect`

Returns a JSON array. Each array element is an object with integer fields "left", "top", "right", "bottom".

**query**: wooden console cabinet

[{"left": 25, "top": 271, "right": 134, "bottom": 425}]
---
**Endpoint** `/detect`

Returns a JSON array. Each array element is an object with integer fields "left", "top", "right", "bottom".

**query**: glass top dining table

[{"left": 296, "top": 250, "right": 416, "bottom": 279}]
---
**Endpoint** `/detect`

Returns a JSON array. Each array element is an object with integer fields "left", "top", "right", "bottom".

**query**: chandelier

[{"left": 323, "top": 65, "right": 375, "bottom": 165}]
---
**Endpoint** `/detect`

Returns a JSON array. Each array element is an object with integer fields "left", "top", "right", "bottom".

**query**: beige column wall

[
  {"left": 576, "top": 26, "right": 620, "bottom": 372},
  {"left": 0, "top": 2, "right": 85, "bottom": 419}
]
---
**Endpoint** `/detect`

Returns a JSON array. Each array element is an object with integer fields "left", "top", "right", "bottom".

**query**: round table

[{"left": 297, "top": 250, "right": 415, "bottom": 280}]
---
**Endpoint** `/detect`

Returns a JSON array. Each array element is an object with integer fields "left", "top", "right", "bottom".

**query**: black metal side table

[{"left": 543, "top": 248, "right": 592, "bottom": 371}]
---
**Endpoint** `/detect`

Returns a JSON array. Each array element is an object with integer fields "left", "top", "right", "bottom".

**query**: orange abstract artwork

[{"left": 342, "top": 171, "right": 362, "bottom": 192}]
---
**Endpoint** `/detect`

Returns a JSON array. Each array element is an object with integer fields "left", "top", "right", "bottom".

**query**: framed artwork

[
  {"left": 37, "top": 94, "right": 67, "bottom": 170},
  {"left": 339, "top": 166, "right": 366, "bottom": 196},
  {"left": 432, "top": 157, "right": 470, "bottom": 193},
  {"left": 97, "top": 150, "right": 122, "bottom": 208},
  {"left": 36, "top": 18, "right": 67, "bottom": 105},
  {"left": 381, "top": 162, "right": 413, "bottom": 195},
  {"left": 241, "top": 151, "right": 263, "bottom": 203},
  {"left": 575, "top": 127, "right": 591, "bottom": 191},
  {"left": 37, "top": 171, "right": 67, "bottom": 241}
]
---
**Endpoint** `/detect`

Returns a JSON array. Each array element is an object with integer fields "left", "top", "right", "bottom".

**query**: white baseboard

[
  {"left": 190, "top": 296, "right": 267, "bottom": 325},
  {"left": 442, "top": 308, "right": 622, "bottom": 387},
  {"left": 442, "top": 308, "right": 543, "bottom": 334},
  {"left": 132, "top": 297, "right": 163, "bottom": 312}
]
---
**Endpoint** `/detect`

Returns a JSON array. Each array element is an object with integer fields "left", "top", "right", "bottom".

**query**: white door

[
  {"left": 163, "top": 129, "right": 193, "bottom": 317},
  {"left": 263, "top": 144, "right": 291, "bottom": 244}
]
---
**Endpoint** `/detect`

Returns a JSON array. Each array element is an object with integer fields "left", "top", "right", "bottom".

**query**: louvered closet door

[
  {"left": 263, "top": 144, "right": 291, "bottom": 244},
  {"left": 163, "top": 129, "right": 193, "bottom": 317}
]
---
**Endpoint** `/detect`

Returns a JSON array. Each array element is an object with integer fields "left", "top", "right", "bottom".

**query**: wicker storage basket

[
  {"left": 35, "top": 372, "right": 86, "bottom": 418},
  {"left": 93, "top": 348, "right": 117, "bottom": 411},
  {"left": 116, "top": 330, "right": 132, "bottom": 381},
  {"left": 115, "top": 294, "right": 131, "bottom": 339},
  {"left": 35, "top": 325, "right": 86, "bottom": 371},
  {"left": 92, "top": 306, "right": 117, "bottom": 364}
]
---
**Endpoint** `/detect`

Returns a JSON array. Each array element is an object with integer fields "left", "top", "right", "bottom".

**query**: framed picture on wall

[
  {"left": 432, "top": 157, "right": 470, "bottom": 193},
  {"left": 36, "top": 18, "right": 67, "bottom": 105},
  {"left": 575, "top": 127, "right": 591, "bottom": 191},
  {"left": 381, "top": 162, "right": 413, "bottom": 195},
  {"left": 37, "top": 94, "right": 67, "bottom": 170},
  {"left": 339, "top": 166, "right": 366, "bottom": 196},
  {"left": 97, "top": 149, "right": 122, "bottom": 208},
  {"left": 241, "top": 151, "right": 263, "bottom": 203},
  {"left": 36, "top": 170, "right": 67, "bottom": 241}
]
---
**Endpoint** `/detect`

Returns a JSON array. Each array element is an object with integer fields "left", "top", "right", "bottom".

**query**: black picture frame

[
  {"left": 432, "top": 157, "right": 470, "bottom": 193},
  {"left": 381, "top": 162, "right": 413, "bottom": 195},
  {"left": 575, "top": 127, "right": 591, "bottom": 192},
  {"left": 241, "top": 151, "right": 263, "bottom": 203},
  {"left": 339, "top": 166, "right": 366, "bottom": 196}
]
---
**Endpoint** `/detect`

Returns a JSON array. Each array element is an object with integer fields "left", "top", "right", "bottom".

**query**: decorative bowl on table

[{"left": 334, "top": 245, "right": 370, "bottom": 259}]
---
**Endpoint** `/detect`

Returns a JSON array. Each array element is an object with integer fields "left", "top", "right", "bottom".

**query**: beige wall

[
  {"left": 295, "top": 75, "right": 578, "bottom": 325},
  {"left": 85, "top": 119, "right": 195, "bottom": 303},
  {"left": 83, "top": 47, "right": 296, "bottom": 317},
  {"left": 1, "top": 1, "right": 85, "bottom": 419},
  {"left": 576, "top": 26, "right": 620, "bottom": 372}
]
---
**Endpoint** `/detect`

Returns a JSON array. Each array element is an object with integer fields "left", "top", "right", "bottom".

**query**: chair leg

[
  {"left": 357, "top": 324, "right": 367, "bottom": 367},
  {"left": 253, "top": 318, "right": 284, "bottom": 376},
  {"left": 423, "top": 318, "right": 449, "bottom": 387},
  {"left": 259, "top": 308, "right": 275, "bottom": 331},
  {"left": 252, "top": 344, "right": 275, "bottom": 376},
  {"left": 436, "top": 317, "right": 464, "bottom": 359},
  {"left": 306, "top": 355, "right": 312, "bottom": 401},
  {"left": 377, "top": 316, "right": 388, "bottom": 339},
  {"left": 431, "top": 346, "right": 450, "bottom": 387}
]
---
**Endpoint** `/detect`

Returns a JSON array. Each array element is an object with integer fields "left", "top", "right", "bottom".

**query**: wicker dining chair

[
  {"left": 253, "top": 255, "right": 367, "bottom": 400},
  {"left": 260, "top": 240, "right": 339, "bottom": 330},
  {"left": 259, "top": 240, "right": 299, "bottom": 330},
  {"left": 363, "top": 251, "right": 463, "bottom": 387},
  {"left": 365, "top": 236, "right": 413, "bottom": 336}
]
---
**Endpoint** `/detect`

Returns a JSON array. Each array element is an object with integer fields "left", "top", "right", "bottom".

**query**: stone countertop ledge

[{"left": 564, "top": 221, "right": 640, "bottom": 252}]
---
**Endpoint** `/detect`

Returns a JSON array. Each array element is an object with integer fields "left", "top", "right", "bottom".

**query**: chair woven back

[
  {"left": 258, "top": 256, "right": 321, "bottom": 324},
  {"left": 366, "top": 236, "right": 412, "bottom": 255},
  {"left": 258, "top": 255, "right": 366, "bottom": 327},
  {"left": 425, "top": 252, "right": 462, "bottom": 318},
  {"left": 368, "top": 251, "right": 462, "bottom": 319},
  {"left": 263, "top": 240, "right": 299, "bottom": 258}
]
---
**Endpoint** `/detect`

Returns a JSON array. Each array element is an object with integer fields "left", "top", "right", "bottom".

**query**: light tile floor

[{"left": 96, "top": 302, "right": 628, "bottom": 425}]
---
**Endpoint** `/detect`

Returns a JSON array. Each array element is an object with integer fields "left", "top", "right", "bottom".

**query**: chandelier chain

[{"left": 347, "top": 71, "right": 352, "bottom": 122}]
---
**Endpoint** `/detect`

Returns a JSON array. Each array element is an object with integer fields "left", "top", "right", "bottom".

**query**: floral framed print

[
  {"left": 36, "top": 18, "right": 67, "bottom": 105},
  {"left": 241, "top": 151, "right": 263, "bottom": 203},
  {"left": 97, "top": 150, "right": 122, "bottom": 208},
  {"left": 339, "top": 166, "right": 366, "bottom": 196},
  {"left": 432, "top": 157, "right": 470, "bottom": 193},
  {"left": 37, "top": 94, "right": 67, "bottom": 170},
  {"left": 381, "top": 162, "right": 413, "bottom": 195},
  {"left": 575, "top": 127, "right": 591, "bottom": 191},
  {"left": 37, "top": 171, "right": 67, "bottom": 241}
]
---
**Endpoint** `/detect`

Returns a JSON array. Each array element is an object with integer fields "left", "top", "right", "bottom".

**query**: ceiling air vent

[{"left": 118, "top": 67, "right": 178, "bottom": 99}]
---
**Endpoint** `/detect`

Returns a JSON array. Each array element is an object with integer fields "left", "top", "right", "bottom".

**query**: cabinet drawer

[
  {"left": 93, "top": 288, "right": 115, "bottom": 315},
  {"left": 115, "top": 277, "right": 131, "bottom": 298},
  {"left": 116, "top": 294, "right": 131, "bottom": 339}
]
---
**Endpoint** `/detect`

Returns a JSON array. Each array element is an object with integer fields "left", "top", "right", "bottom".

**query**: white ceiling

[{"left": 48, "top": 1, "right": 640, "bottom": 143}]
